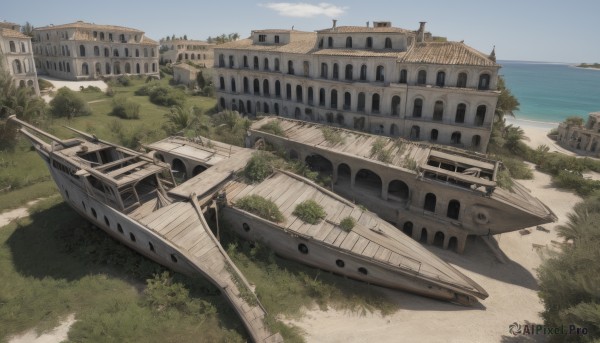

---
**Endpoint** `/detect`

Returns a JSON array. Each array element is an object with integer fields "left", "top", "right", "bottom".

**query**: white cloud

[{"left": 260, "top": 2, "right": 346, "bottom": 18}]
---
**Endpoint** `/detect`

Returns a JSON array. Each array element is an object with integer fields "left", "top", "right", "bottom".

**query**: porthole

[
  {"left": 358, "top": 267, "right": 368, "bottom": 275},
  {"left": 129, "top": 233, "right": 136, "bottom": 242},
  {"left": 336, "top": 259, "right": 345, "bottom": 268},
  {"left": 171, "top": 254, "right": 178, "bottom": 263},
  {"left": 117, "top": 224, "right": 124, "bottom": 234},
  {"left": 243, "top": 223, "right": 250, "bottom": 232},
  {"left": 91, "top": 208, "right": 97, "bottom": 219},
  {"left": 298, "top": 243, "right": 308, "bottom": 254},
  {"left": 104, "top": 216, "right": 110, "bottom": 227},
  {"left": 149, "top": 242, "right": 155, "bottom": 252}
]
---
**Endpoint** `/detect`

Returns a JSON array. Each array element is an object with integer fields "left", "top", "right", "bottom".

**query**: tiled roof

[
  {"left": 162, "top": 39, "right": 214, "bottom": 46},
  {"left": 217, "top": 34, "right": 317, "bottom": 54},
  {"left": 317, "top": 26, "right": 411, "bottom": 34},
  {"left": 401, "top": 42, "right": 498, "bottom": 67},
  {"left": 313, "top": 48, "right": 405, "bottom": 58},
  {"left": 0, "top": 28, "right": 30, "bottom": 39},
  {"left": 140, "top": 36, "right": 158, "bottom": 46},
  {"left": 34, "top": 21, "right": 143, "bottom": 33}
]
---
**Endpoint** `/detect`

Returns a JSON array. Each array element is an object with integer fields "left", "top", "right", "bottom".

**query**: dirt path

[
  {"left": 8, "top": 314, "right": 76, "bottom": 343},
  {"left": 0, "top": 199, "right": 43, "bottom": 228}
]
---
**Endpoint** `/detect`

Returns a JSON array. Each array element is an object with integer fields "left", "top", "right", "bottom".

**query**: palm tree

[{"left": 163, "top": 105, "right": 196, "bottom": 135}]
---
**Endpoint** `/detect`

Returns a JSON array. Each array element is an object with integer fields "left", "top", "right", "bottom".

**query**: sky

[{"left": 2, "top": 0, "right": 599, "bottom": 63}]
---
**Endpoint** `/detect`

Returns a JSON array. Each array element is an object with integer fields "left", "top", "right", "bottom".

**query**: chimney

[
  {"left": 366, "top": 21, "right": 370, "bottom": 28},
  {"left": 332, "top": 19, "right": 337, "bottom": 29},
  {"left": 417, "top": 21, "right": 427, "bottom": 42}
]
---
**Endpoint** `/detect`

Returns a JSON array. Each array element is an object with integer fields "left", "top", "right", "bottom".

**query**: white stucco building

[
  {"left": 213, "top": 21, "right": 500, "bottom": 152},
  {"left": 32, "top": 21, "right": 159, "bottom": 80},
  {"left": 0, "top": 21, "right": 40, "bottom": 95},
  {"left": 160, "top": 38, "right": 214, "bottom": 67}
]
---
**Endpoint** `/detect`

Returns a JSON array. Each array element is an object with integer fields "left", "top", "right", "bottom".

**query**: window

[
  {"left": 417, "top": 70, "right": 427, "bottom": 85},
  {"left": 371, "top": 94, "right": 380, "bottom": 113},
  {"left": 455, "top": 104, "right": 466, "bottom": 123},
  {"left": 229, "top": 55, "right": 234, "bottom": 68},
  {"left": 296, "top": 85, "right": 303, "bottom": 102},
  {"left": 366, "top": 37, "right": 373, "bottom": 49},
  {"left": 253, "top": 56, "right": 259, "bottom": 69},
  {"left": 332, "top": 63, "right": 339, "bottom": 79},
  {"left": 475, "top": 105, "right": 487, "bottom": 126},
  {"left": 451, "top": 131, "right": 462, "bottom": 144},
  {"left": 286, "top": 83, "right": 292, "bottom": 100},
  {"left": 391, "top": 96, "right": 401, "bottom": 116},
  {"left": 243, "top": 55, "right": 248, "bottom": 68},
  {"left": 330, "top": 89, "right": 338, "bottom": 109},
  {"left": 104, "top": 48, "right": 109, "bottom": 57},
  {"left": 263, "top": 79, "right": 269, "bottom": 95},
  {"left": 274, "top": 35, "right": 280, "bottom": 43},
  {"left": 258, "top": 34, "right": 266, "bottom": 42},
  {"left": 231, "top": 78, "right": 237, "bottom": 92},
  {"left": 472, "top": 135, "right": 481, "bottom": 147},
  {"left": 113, "top": 48, "right": 119, "bottom": 57},
  {"left": 457, "top": 72, "right": 467, "bottom": 87},
  {"left": 117, "top": 224, "right": 124, "bottom": 233},
  {"left": 447, "top": 200, "right": 460, "bottom": 220},
  {"left": 318, "top": 88, "right": 325, "bottom": 106},
  {"left": 376, "top": 66, "right": 384, "bottom": 82},
  {"left": 357, "top": 92, "right": 365, "bottom": 112},
  {"left": 343, "top": 92, "right": 351, "bottom": 110},
  {"left": 424, "top": 193, "right": 436, "bottom": 212},
  {"left": 303, "top": 61, "right": 309, "bottom": 76},
  {"left": 346, "top": 36, "right": 352, "bottom": 48},
  {"left": 219, "top": 77, "right": 225, "bottom": 90},
  {"left": 478, "top": 73, "right": 490, "bottom": 90},
  {"left": 318, "top": 38, "right": 324, "bottom": 48},
  {"left": 336, "top": 259, "right": 345, "bottom": 268},
  {"left": 288, "top": 60, "right": 294, "bottom": 75},
  {"left": 9, "top": 41, "right": 16, "bottom": 52},
  {"left": 82, "top": 63, "right": 89, "bottom": 75},
  {"left": 253, "top": 78, "right": 260, "bottom": 94},
  {"left": 431, "top": 129, "right": 439, "bottom": 141},
  {"left": 413, "top": 99, "right": 422, "bottom": 117},
  {"left": 149, "top": 242, "right": 155, "bottom": 252},
  {"left": 79, "top": 45, "right": 86, "bottom": 57},
  {"left": 360, "top": 65, "right": 367, "bottom": 81},
  {"left": 274, "top": 58, "right": 280, "bottom": 71},
  {"left": 358, "top": 267, "right": 368, "bottom": 275},
  {"left": 433, "top": 101, "right": 444, "bottom": 121},
  {"left": 170, "top": 254, "right": 178, "bottom": 263},
  {"left": 275, "top": 80, "right": 281, "bottom": 97},
  {"left": 328, "top": 36, "right": 333, "bottom": 47},
  {"left": 308, "top": 87, "right": 314, "bottom": 104},
  {"left": 345, "top": 64, "right": 353, "bottom": 80},
  {"left": 320, "top": 63, "right": 328, "bottom": 79},
  {"left": 399, "top": 69, "right": 407, "bottom": 83},
  {"left": 243, "top": 77, "right": 249, "bottom": 93},
  {"left": 264, "top": 58, "right": 269, "bottom": 70},
  {"left": 130, "top": 233, "right": 136, "bottom": 242},
  {"left": 436, "top": 71, "right": 445, "bottom": 87},
  {"left": 93, "top": 46, "right": 100, "bottom": 56},
  {"left": 385, "top": 37, "right": 392, "bottom": 49}
]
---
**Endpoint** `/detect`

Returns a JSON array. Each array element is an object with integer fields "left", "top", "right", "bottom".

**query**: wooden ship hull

[{"left": 9, "top": 116, "right": 283, "bottom": 343}]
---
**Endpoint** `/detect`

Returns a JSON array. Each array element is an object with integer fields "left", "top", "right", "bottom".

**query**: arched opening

[
  {"left": 433, "top": 100, "right": 444, "bottom": 121},
  {"left": 376, "top": 66, "right": 384, "bottom": 81},
  {"left": 253, "top": 78, "right": 259, "bottom": 94},
  {"left": 289, "top": 149, "right": 299, "bottom": 160},
  {"left": 243, "top": 223, "right": 250, "bottom": 232},
  {"left": 336, "top": 113, "right": 344, "bottom": 125},
  {"left": 358, "top": 267, "right": 368, "bottom": 275},
  {"left": 417, "top": 70, "right": 427, "bottom": 85},
  {"left": 298, "top": 243, "right": 308, "bottom": 254},
  {"left": 448, "top": 237, "right": 458, "bottom": 252},
  {"left": 336, "top": 259, "right": 345, "bottom": 268},
  {"left": 391, "top": 96, "right": 401, "bottom": 116},
  {"left": 149, "top": 242, "right": 155, "bottom": 252},
  {"left": 274, "top": 58, "right": 280, "bottom": 71},
  {"left": 344, "top": 92, "right": 351, "bottom": 110},
  {"left": 457, "top": 72, "right": 467, "bottom": 88},
  {"left": 319, "top": 88, "right": 326, "bottom": 106},
  {"left": 455, "top": 103, "right": 466, "bottom": 123},
  {"left": 220, "top": 97, "right": 226, "bottom": 109},
  {"left": 345, "top": 64, "right": 353, "bottom": 80},
  {"left": 274, "top": 103, "right": 279, "bottom": 115},
  {"left": 337, "top": 163, "right": 351, "bottom": 185},
  {"left": 403, "top": 222, "right": 413, "bottom": 236},
  {"left": 420, "top": 228, "right": 428, "bottom": 243},
  {"left": 360, "top": 64, "right": 367, "bottom": 81},
  {"left": 399, "top": 69, "right": 407, "bottom": 83},
  {"left": 125, "top": 62, "right": 131, "bottom": 74},
  {"left": 287, "top": 60, "right": 294, "bottom": 75},
  {"left": 390, "top": 124, "right": 399, "bottom": 137},
  {"left": 243, "top": 77, "right": 249, "bottom": 93},
  {"left": 384, "top": 37, "right": 392, "bottom": 49},
  {"left": 296, "top": 85, "right": 303, "bottom": 102},
  {"left": 117, "top": 224, "right": 123, "bottom": 234},
  {"left": 330, "top": 89, "right": 338, "bottom": 109},
  {"left": 371, "top": 94, "right": 380, "bottom": 113},
  {"left": 430, "top": 129, "right": 439, "bottom": 141},
  {"left": 286, "top": 83, "right": 292, "bottom": 100},
  {"left": 328, "top": 36, "right": 333, "bottom": 47},
  {"left": 447, "top": 200, "right": 461, "bottom": 219},
  {"left": 105, "top": 62, "right": 111, "bottom": 74},
  {"left": 307, "top": 87, "right": 314, "bottom": 104},
  {"left": 79, "top": 44, "right": 86, "bottom": 57},
  {"left": 264, "top": 57, "right": 269, "bottom": 70},
  {"left": 303, "top": 61, "right": 310, "bottom": 76},
  {"left": 130, "top": 232, "right": 136, "bottom": 242},
  {"left": 451, "top": 132, "right": 462, "bottom": 144},
  {"left": 475, "top": 105, "right": 486, "bottom": 126},
  {"left": 192, "top": 165, "right": 207, "bottom": 176},
  {"left": 478, "top": 73, "right": 490, "bottom": 90},
  {"left": 436, "top": 71, "right": 446, "bottom": 87},
  {"left": 263, "top": 79, "right": 269, "bottom": 95},
  {"left": 357, "top": 92, "right": 365, "bottom": 112},
  {"left": 294, "top": 107, "right": 301, "bottom": 119},
  {"left": 231, "top": 78, "right": 236, "bottom": 92},
  {"left": 81, "top": 63, "right": 89, "bottom": 75},
  {"left": 345, "top": 36, "right": 352, "bottom": 48},
  {"left": 433, "top": 231, "right": 445, "bottom": 247},
  {"left": 410, "top": 125, "right": 420, "bottom": 140},
  {"left": 366, "top": 37, "right": 373, "bottom": 48},
  {"left": 264, "top": 102, "right": 269, "bottom": 114},
  {"left": 355, "top": 169, "right": 382, "bottom": 196},
  {"left": 253, "top": 56, "right": 259, "bottom": 69},
  {"left": 172, "top": 158, "right": 187, "bottom": 183},
  {"left": 333, "top": 63, "right": 339, "bottom": 79},
  {"left": 413, "top": 99, "right": 422, "bottom": 117},
  {"left": 305, "top": 154, "right": 333, "bottom": 177},
  {"left": 388, "top": 180, "right": 409, "bottom": 200},
  {"left": 424, "top": 193, "right": 436, "bottom": 212},
  {"left": 472, "top": 135, "right": 481, "bottom": 147},
  {"left": 321, "top": 63, "right": 328, "bottom": 79},
  {"left": 275, "top": 80, "right": 281, "bottom": 97}
]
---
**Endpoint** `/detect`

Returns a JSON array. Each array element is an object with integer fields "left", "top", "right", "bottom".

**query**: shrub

[
  {"left": 148, "top": 85, "right": 186, "bottom": 107},
  {"left": 49, "top": 87, "right": 92, "bottom": 118},
  {"left": 79, "top": 85, "right": 102, "bottom": 93},
  {"left": 499, "top": 156, "right": 533, "bottom": 180},
  {"left": 244, "top": 152, "right": 273, "bottom": 183},
  {"left": 293, "top": 199, "right": 326, "bottom": 224},
  {"left": 371, "top": 137, "right": 393, "bottom": 163},
  {"left": 37, "top": 78, "right": 54, "bottom": 90},
  {"left": 110, "top": 97, "right": 140, "bottom": 119},
  {"left": 115, "top": 75, "right": 131, "bottom": 86},
  {"left": 105, "top": 86, "right": 114, "bottom": 97},
  {"left": 259, "top": 121, "right": 286, "bottom": 137},
  {"left": 321, "top": 127, "right": 345, "bottom": 145},
  {"left": 236, "top": 194, "right": 284, "bottom": 222},
  {"left": 339, "top": 216, "right": 355, "bottom": 231}
]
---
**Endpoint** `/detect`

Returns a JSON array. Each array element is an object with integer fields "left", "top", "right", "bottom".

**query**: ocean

[{"left": 499, "top": 60, "right": 600, "bottom": 124}]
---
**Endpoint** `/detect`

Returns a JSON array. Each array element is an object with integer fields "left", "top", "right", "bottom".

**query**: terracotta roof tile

[
  {"left": 34, "top": 21, "right": 143, "bottom": 33},
  {"left": 0, "top": 28, "right": 30, "bottom": 39},
  {"left": 313, "top": 48, "right": 406, "bottom": 58},
  {"left": 401, "top": 42, "right": 498, "bottom": 67},
  {"left": 317, "top": 26, "right": 411, "bottom": 34},
  {"left": 217, "top": 34, "right": 316, "bottom": 54}
]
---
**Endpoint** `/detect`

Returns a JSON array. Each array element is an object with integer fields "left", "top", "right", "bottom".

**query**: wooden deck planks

[
  {"left": 351, "top": 236, "right": 370, "bottom": 254},
  {"left": 339, "top": 232, "right": 360, "bottom": 250},
  {"left": 332, "top": 230, "right": 348, "bottom": 246},
  {"left": 374, "top": 246, "right": 393, "bottom": 262},
  {"left": 361, "top": 241, "right": 380, "bottom": 258}
]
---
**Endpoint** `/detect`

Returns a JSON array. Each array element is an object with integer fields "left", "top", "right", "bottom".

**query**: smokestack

[
  {"left": 366, "top": 21, "right": 369, "bottom": 28},
  {"left": 332, "top": 19, "right": 337, "bottom": 29},
  {"left": 418, "top": 21, "right": 426, "bottom": 42}
]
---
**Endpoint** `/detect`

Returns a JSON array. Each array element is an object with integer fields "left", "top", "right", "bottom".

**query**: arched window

[
  {"left": 332, "top": 63, "right": 339, "bottom": 79},
  {"left": 345, "top": 64, "right": 353, "bottom": 80},
  {"left": 436, "top": 71, "right": 445, "bottom": 87},
  {"left": 391, "top": 96, "right": 401, "bottom": 116},
  {"left": 410, "top": 125, "right": 420, "bottom": 140},
  {"left": 430, "top": 129, "right": 439, "bottom": 141},
  {"left": 286, "top": 83, "right": 292, "bottom": 100},
  {"left": 366, "top": 37, "right": 373, "bottom": 49},
  {"left": 457, "top": 72, "right": 467, "bottom": 87},
  {"left": 243, "top": 55, "right": 248, "bottom": 68},
  {"left": 385, "top": 37, "right": 392, "bottom": 49},
  {"left": 472, "top": 135, "right": 481, "bottom": 147},
  {"left": 243, "top": 77, "right": 249, "bottom": 93},
  {"left": 376, "top": 66, "right": 384, "bottom": 81},
  {"left": 105, "top": 62, "right": 111, "bottom": 74},
  {"left": 288, "top": 60, "right": 294, "bottom": 75},
  {"left": 82, "top": 62, "right": 89, "bottom": 75},
  {"left": 478, "top": 73, "right": 490, "bottom": 90},
  {"left": 231, "top": 78, "right": 237, "bottom": 92},
  {"left": 113, "top": 48, "right": 119, "bottom": 57},
  {"left": 79, "top": 45, "right": 86, "bottom": 57},
  {"left": 451, "top": 131, "right": 462, "bottom": 144},
  {"left": 424, "top": 193, "right": 436, "bottom": 212},
  {"left": 296, "top": 85, "right": 303, "bottom": 102},
  {"left": 475, "top": 105, "right": 487, "bottom": 126},
  {"left": 399, "top": 69, "right": 407, "bottom": 83},
  {"left": 447, "top": 200, "right": 460, "bottom": 219},
  {"left": 417, "top": 70, "right": 427, "bottom": 85},
  {"left": 274, "top": 58, "right": 280, "bottom": 71},
  {"left": 94, "top": 46, "right": 100, "bottom": 56},
  {"left": 320, "top": 63, "right": 328, "bottom": 78},
  {"left": 303, "top": 61, "right": 309, "bottom": 76},
  {"left": 360, "top": 64, "right": 367, "bottom": 81},
  {"left": 264, "top": 58, "right": 269, "bottom": 70},
  {"left": 308, "top": 87, "right": 314, "bottom": 104},
  {"left": 125, "top": 48, "right": 129, "bottom": 57},
  {"left": 144, "top": 48, "right": 148, "bottom": 57},
  {"left": 318, "top": 38, "right": 324, "bottom": 48},
  {"left": 125, "top": 62, "right": 131, "bottom": 73},
  {"left": 219, "top": 77, "right": 225, "bottom": 90},
  {"left": 346, "top": 36, "right": 352, "bottom": 48},
  {"left": 388, "top": 180, "right": 409, "bottom": 200},
  {"left": 228, "top": 55, "right": 234, "bottom": 68},
  {"left": 253, "top": 56, "right": 259, "bottom": 69},
  {"left": 319, "top": 88, "right": 325, "bottom": 106},
  {"left": 218, "top": 54, "right": 224, "bottom": 67},
  {"left": 135, "top": 49, "right": 140, "bottom": 57},
  {"left": 343, "top": 92, "right": 351, "bottom": 110},
  {"left": 357, "top": 92, "right": 365, "bottom": 112},
  {"left": 455, "top": 103, "right": 466, "bottom": 123},
  {"left": 275, "top": 80, "right": 281, "bottom": 97},
  {"left": 104, "top": 47, "right": 109, "bottom": 57},
  {"left": 413, "top": 99, "right": 423, "bottom": 117},
  {"left": 330, "top": 89, "right": 338, "bottom": 109},
  {"left": 253, "top": 78, "right": 260, "bottom": 94},
  {"left": 9, "top": 41, "right": 16, "bottom": 52},
  {"left": 263, "top": 79, "right": 269, "bottom": 95},
  {"left": 433, "top": 101, "right": 444, "bottom": 121},
  {"left": 371, "top": 94, "right": 380, "bottom": 113},
  {"left": 328, "top": 36, "right": 333, "bottom": 47},
  {"left": 12, "top": 60, "right": 22, "bottom": 74}
]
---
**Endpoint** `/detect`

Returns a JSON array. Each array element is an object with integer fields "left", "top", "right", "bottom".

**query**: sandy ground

[
  {"left": 285, "top": 123, "right": 581, "bottom": 343},
  {"left": 505, "top": 117, "right": 574, "bottom": 155},
  {"left": 39, "top": 76, "right": 108, "bottom": 103},
  {"left": 0, "top": 199, "right": 42, "bottom": 228},
  {"left": 8, "top": 314, "right": 76, "bottom": 343}
]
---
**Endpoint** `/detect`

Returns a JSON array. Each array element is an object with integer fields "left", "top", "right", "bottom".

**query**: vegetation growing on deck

[
  {"left": 293, "top": 200, "right": 326, "bottom": 224},
  {"left": 243, "top": 152, "right": 274, "bottom": 183},
  {"left": 339, "top": 216, "right": 356, "bottom": 231},
  {"left": 235, "top": 194, "right": 285, "bottom": 223},
  {"left": 321, "top": 127, "right": 345, "bottom": 145},
  {"left": 259, "top": 120, "right": 286, "bottom": 137}
]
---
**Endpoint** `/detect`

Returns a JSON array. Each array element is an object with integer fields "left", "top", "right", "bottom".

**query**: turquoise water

[{"left": 499, "top": 60, "right": 600, "bottom": 123}]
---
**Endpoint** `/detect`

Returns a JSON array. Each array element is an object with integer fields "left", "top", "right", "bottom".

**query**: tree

[
  {"left": 49, "top": 87, "right": 91, "bottom": 118},
  {"left": 20, "top": 22, "right": 34, "bottom": 38},
  {"left": 183, "top": 34, "right": 188, "bottom": 40},
  {"left": 196, "top": 71, "right": 206, "bottom": 89},
  {"left": 488, "top": 76, "right": 521, "bottom": 153},
  {"left": 538, "top": 194, "right": 600, "bottom": 340},
  {"left": 163, "top": 105, "right": 198, "bottom": 135}
]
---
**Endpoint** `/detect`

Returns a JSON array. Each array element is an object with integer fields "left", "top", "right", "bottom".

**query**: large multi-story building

[
  {"left": 32, "top": 21, "right": 159, "bottom": 80},
  {"left": 213, "top": 21, "right": 500, "bottom": 152},
  {"left": 160, "top": 38, "right": 214, "bottom": 67},
  {"left": 0, "top": 21, "right": 40, "bottom": 95},
  {"left": 557, "top": 112, "right": 600, "bottom": 156}
]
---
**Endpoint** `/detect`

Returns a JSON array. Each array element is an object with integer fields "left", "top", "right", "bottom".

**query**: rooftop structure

[
  {"left": 32, "top": 21, "right": 159, "bottom": 80},
  {"left": 213, "top": 21, "right": 500, "bottom": 152},
  {"left": 0, "top": 26, "right": 40, "bottom": 95},
  {"left": 557, "top": 112, "right": 600, "bottom": 156},
  {"left": 160, "top": 38, "right": 214, "bottom": 67}
]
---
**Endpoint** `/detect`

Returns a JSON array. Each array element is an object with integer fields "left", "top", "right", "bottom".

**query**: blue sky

[{"left": 3, "top": 0, "right": 599, "bottom": 63}]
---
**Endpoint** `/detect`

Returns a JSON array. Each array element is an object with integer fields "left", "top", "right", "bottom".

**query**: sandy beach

[{"left": 285, "top": 121, "right": 581, "bottom": 342}]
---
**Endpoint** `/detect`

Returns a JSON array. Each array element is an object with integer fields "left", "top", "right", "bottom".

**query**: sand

[
  {"left": 39, "top": 76, "right": 108, "bottom": 103},
  {"left": 505, "top": 117, "right": 574, "bottom": 155},
  {"left": 286, "top": 122, "right": 580, "bottom": 343},
  {"left": 8, "top": 314, "right": 76, "bottom": 343}
]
